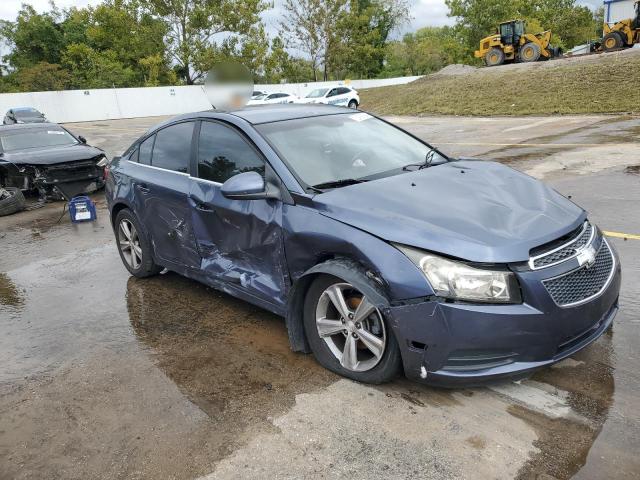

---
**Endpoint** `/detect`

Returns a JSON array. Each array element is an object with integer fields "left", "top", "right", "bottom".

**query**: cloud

[{"left": 0, "top": 0, "right": 102, "bottom": 21}]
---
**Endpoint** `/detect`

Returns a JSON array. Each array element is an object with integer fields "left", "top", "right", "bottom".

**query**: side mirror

[
  {"left": 221, "top": 171, "right": 279, "bottom": 200},
  {"left": 78, "top": 135, "right": 87, "bottom": 144}
]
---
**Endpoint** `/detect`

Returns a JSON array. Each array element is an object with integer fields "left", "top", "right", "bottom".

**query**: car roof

[
  {"left": 0, "top": 122, "right": 60, "bottom": 133},
  {"left": 166, "top": 104, "right": 353, "bottom": 127}
]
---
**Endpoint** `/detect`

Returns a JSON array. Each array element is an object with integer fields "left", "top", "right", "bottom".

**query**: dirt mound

[
  {"left": 361, "top": 48, "right": 640, "bottom": 115},
  {"left": 432, "top": 64, "right": 478, "bottom": 76}
]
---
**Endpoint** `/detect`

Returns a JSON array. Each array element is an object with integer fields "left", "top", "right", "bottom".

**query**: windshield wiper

[
  {"left": 311, "top": 178, "right": 367, "bottom": 190},
  {"left": 403, "top": 148, "right": 439, "bottom": 171}
]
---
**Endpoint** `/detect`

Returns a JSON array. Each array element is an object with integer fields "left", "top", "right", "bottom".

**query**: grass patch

[{"left": 360, "top": 52, "right": 640, "bottom": 116}]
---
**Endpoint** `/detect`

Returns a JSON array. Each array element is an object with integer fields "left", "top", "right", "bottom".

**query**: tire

[
  {"left": 485, "top": 48, "right": 505, "bottom": 67},
  {"left": 114, "top": 208, "right": 162, "bottom": 278},
  {"left": 520, "top": 42, "right": 541, "bottom": 62},
  {"left": 603, "top": 32, "right": 624, "bottom": 51},
  {"left": 0, "top": 187, "right": 26, "bottom": 216},
  {"left": 348, "top": 99, "right": 358, "bottom": 109},
  {"left": 303, "top": 273, "right": 402, "bottom": 384}
]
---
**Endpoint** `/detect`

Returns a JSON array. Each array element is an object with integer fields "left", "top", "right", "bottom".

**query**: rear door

[
  {"left": 188, "top": 120, "right": 288, "bottom": 307},
  {"left": 131, "top": 121, "right": 201, "bottom": 268}
]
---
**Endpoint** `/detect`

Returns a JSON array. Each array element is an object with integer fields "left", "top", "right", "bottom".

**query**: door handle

[
  {"left": 195, "top": 202, "right": 214, "bottom": 212},
  {"left": 137, "top": 183, "right": 150, "bottom": 193}
]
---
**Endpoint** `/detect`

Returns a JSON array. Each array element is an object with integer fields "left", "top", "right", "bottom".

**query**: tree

[
  {"left": 280, "top": 0, "right": 349, "bottom": 81},
  {"left": 16, "top": 62, "right": 71, "bottom": 91},
  {"left": 381, "top": 26, "right": 468, "bottom": 77},
  {"left": 62, "top": 43, "right": 136, "bottom": 88},
  {"left": 139, "top": 0, "right": 268, "bottom": 84},
  {"left": 0, "top": 4, "right": 65, "bottom": 68},
  {"left": 334, "top": 0, "right": 410, "bottom": 78}
]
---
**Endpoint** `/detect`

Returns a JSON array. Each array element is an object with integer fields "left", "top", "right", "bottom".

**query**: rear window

[
  {"left": 14, "top": 108, "right": 41, "bottom": 118},
  {"left": 0, "top": 127, "right": 77, "bottom": 152}
]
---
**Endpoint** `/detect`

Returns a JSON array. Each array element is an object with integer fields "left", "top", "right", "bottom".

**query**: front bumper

[{"left": 385, "top": 240, "right": 621, "bottom": 387}]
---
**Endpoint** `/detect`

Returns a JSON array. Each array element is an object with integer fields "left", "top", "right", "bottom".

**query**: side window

[
  {"left": 139, "top": 135, "right": 154, "bottom": 165},
  {"left": 130, "top": 148, "right": 139, "bottom": 163},
  {"left": 197, "top": 121, "right": 265, "bottom": 184},
  {"left": 327, "top": 89, "right": 338, "bottom": 97},
  {"left": 337, "top": 87, "right": 350, "bottom": 95},
  {"left": 151, "top": 122, "right": 194, "bottom": 173}
]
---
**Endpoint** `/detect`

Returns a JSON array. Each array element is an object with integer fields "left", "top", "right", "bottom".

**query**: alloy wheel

[
  {"left": 118, "top": 219, "right": 143, "bottom": 270},
  {"left": 315, "top": 282, "right": 386, "bottom": 372}
]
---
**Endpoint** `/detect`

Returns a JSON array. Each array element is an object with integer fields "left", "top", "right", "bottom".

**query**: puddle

[{"left": 126, "top": 273, "right": 335, "bottom": 430}]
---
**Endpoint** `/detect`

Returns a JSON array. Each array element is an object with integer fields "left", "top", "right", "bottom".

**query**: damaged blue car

[{"left": 105, "top": 105, "right": 621, "bottom": 385}]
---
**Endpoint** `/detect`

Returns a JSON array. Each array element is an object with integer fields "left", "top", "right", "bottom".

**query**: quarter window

[
  {"left": 197, "top": 121, "right": 265, "bottom": 183},
  {"left": 151, "top": 122, "right": 194, "bottom": 173},
  {"left": 139, "top": 135, "right": 154, "bottom": 165}
]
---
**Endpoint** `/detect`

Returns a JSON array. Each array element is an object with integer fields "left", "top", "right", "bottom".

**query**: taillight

[{"left": 103, "top": 165, "right": 110, "bottom": 181}]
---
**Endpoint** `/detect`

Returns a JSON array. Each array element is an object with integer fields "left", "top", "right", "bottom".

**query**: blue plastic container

[{"left": 68, "top": 196, "right": 97, "bottom": 223}]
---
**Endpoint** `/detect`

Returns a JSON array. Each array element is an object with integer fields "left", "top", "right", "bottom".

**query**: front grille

[
  {"left": 543, "top": 240, "right": 614, "bottom": 307},
  {"left": 530, "top": 222, "right": 594, "bottom": 269}
]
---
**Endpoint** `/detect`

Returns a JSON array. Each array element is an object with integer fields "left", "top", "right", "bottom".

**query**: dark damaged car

[
  {"left": 105, "top": 105, "right": 621, "bottom": 386},
  {"left": 0, "top": 123, "right": 107, "bottom": 200}
]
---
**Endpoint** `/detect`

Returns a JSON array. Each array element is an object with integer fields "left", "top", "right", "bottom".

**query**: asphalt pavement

[{"left": 0, "top": 114, "right": 638, "bottom": 479}]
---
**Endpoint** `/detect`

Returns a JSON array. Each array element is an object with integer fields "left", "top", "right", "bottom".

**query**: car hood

[
  {"left": 2, "top": 144, "right": 104, "bottom": 166},
  {"left": 312, "top": 160, "right": 585, "bottom": 263}
]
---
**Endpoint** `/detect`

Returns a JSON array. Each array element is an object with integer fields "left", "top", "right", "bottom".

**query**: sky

[
  {"left": 0, "top": 0, "right": 455, "bottom": 30},
  {"left": 0, "top": 0, "right": 601, "bottom": 34}
]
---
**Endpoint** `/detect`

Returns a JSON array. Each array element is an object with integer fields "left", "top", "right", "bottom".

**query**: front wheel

[
  {"left": 114, "top": 209, "right": 162, "bottom": 278},
  {"left": 603, "top": 32, "right": 624, "bottom": 51},
  {"left": 303, "top": 274, "right": 401, "bottom": 384},
  {"left": 520, "top": 42, "right": 541, "bottom": 62}
]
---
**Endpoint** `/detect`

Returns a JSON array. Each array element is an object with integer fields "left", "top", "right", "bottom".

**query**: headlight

[
  {"left": 96, "top": 155, "right": 109, "bottom": 167},
  {"left": 396, "top": 245, "right": 522, "bottom": 304}
]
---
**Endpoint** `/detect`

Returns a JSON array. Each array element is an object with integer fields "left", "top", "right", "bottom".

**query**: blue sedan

[{"left": 105, "top": 105, "right": 620, "bottom": 385}]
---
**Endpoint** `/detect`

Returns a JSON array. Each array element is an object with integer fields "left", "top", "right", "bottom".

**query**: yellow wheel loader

[
  {"left": 474, "top": 20, "right": 562, "bottom": 67},
  {"left": 602, "top": 0, "right": 640, "bottom": 51}
]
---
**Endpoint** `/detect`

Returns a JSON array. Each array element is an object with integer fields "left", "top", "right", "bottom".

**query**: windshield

[
  {"left": 252, "top": 94, "right": 268, "bottom": 100},
  {"left": 306, "top": 88, "right": 329, "bottom": 98},
  {"left": 0, "top": 127, "right": 77, "bottom": 152},
  {"left": 14, "top": 108, "right": 41, "bottom": 119},
  {"left": 256, "top": 113, "right": 446, "bottom": 188}
]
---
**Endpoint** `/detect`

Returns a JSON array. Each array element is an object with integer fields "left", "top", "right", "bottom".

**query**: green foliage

[
  {"left": 381, "top": 26, "right": 469, "bottom": 77},
  {"left": 16, "top": 62, "right": 71, "bottom": 91},
  {"left": 138, "top": 0, "right": 269, "bottom": 84}
]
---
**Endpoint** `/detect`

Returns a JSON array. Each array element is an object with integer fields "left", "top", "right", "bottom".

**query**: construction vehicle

[
  {"left": 474, "top": 20, "right": 562, "bottom": 67},
  {"left": 602, "top": 0, "right": 640, "bottom": 51}
]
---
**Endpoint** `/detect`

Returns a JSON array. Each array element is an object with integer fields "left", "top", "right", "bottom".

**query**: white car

[
  {"left": 247, "top": 92, "right": 298, "bottom": 105},
  {"left": 296, "top": 86, "right": 359, "bottom": 108}
]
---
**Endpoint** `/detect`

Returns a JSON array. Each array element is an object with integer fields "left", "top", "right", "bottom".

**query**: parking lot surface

[{"left": 1, "top": 114, "right": 639, "bottom": 479}]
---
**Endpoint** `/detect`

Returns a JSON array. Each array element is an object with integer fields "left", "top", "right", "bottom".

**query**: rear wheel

[
  {"left": 603, "top": 32, "right": 624, "bottom": 51},
  {"left": 348, "top": 99, "right": 358, "bottom": 109},
  {"left": 520, "top": 42, "right": 541, "bottom": 62},
  {"left": 114, "top": 209, "right": 162, "bottom": 278},
  {"left": 485, "top": 48, "right": 505, "bottom": 67},
  {"left": 303, "top": 274, "right": 401, "bottom": 384}
]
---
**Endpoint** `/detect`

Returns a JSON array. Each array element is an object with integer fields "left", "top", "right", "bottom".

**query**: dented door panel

[{"left": 189, "top": 178, "right": 289, "bottom": 307}]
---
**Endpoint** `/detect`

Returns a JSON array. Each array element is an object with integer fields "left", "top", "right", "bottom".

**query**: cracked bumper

[{"left": 385, "top": 259, "right": 621, "bottom": 387}]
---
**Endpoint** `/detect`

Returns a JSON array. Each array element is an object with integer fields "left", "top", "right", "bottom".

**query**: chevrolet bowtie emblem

[{"left": 577, "top": 245, "right": 597, "bottom": 268}]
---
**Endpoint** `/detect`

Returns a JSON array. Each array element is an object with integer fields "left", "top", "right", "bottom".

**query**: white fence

[{"left": 0, "top": 76, "right": 422, "bottom": 124}]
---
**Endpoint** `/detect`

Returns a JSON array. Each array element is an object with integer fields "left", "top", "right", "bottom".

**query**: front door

[
  {"left": 132, "top": 121, "right": 201, "bottom": 269},
  {"left": 188, "top": 120, "right": 288, "bottom": 308}
]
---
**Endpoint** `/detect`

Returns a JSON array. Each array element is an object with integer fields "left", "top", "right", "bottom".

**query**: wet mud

[{"left": 126, "top": 273, "right": 335, "bottom": 424}]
